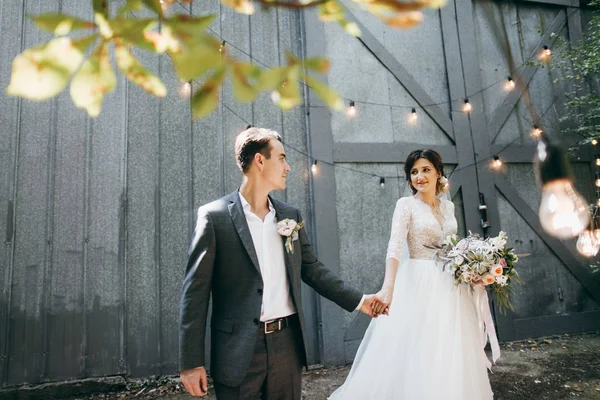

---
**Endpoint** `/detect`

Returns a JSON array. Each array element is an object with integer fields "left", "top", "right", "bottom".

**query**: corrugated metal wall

[{"left": 0, "top": 0, "right": 315, "bottom": 386}]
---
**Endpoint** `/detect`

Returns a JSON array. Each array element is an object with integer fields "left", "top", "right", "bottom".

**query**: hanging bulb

[
  {"left": 531, "top": 125, "right": 543, "bottom": 139},
  {"left": 179, "top": 82, "right": 191, "bottom": 98},
  {"left": 219, "top": 40, "right": 226, "bottom": 53},
  {"left": 596, "top": 155, "right": 600, "bottom": 166},
  {"left": 505, "top": 77, "right": 515, "bottom": 91},
  {"left": 463, "top": 99, "right": 472, "bottom": 113},
  {"left": 346, "top": 101, "right": 358, "bottom": 119},
  {"left": 577, "top": 230, "right": 599, "bottom": 257},
  {"left": 592, "top": 139, "right": 598, "bottom": 146},
  {"left": 596, "top": 174, "right": 600, "bottom": 187},
  {"left": 535, "top": 140, "right": 590, "bottom": 239},
  {"left": 492, "top": 155, "right": 503, "bottom": 169},
  {"left": 380, "top": 177, "right": 386, "bottom": 188},
  {"left": 311, "top": 160, "right": 318, "bottom": 174},
  {"left": 411, "top": 108, "right": 418, "bottom": 121},
  {"left": 543, "top": 45, "right": 552, "bottom": 56}
]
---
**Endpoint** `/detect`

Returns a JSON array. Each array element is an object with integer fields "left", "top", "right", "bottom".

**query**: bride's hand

[{"left": 373, "top": 287, "right": 393, "bottom": 316}]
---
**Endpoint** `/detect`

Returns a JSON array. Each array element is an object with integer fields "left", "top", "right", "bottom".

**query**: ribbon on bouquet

[{"left": 473, "top": 285, "right": 501, "bottom": 370}]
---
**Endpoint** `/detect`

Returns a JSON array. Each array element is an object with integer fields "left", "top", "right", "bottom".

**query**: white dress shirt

[{"left": 239, "top": 193, "right": 297, "bottom": 322}]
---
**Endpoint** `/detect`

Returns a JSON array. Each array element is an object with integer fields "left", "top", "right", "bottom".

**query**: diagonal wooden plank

[
  {"left": 494, "top": 174, "right": 600, "bottom": 305},
  {"left": 489, "top": 10, "right": 569, "bottom": 144},
  {"left": 341, "top": 7, "right": 455, "bottom": 143},
  {"left": 333, "top": 143, "right": 458, "bottom": 163}
]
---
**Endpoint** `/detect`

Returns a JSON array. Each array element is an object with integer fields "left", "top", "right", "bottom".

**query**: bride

[{"left": 330, "top": 149, "right": 494, "bottom": 399}]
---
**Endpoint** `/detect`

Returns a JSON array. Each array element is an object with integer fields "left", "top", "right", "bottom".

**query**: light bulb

[
  {"left": 505, "top": 77, "right": 515, "bottom": 91},
  {"left": 539, "top": 179, "right": 590, "bottom": 239},
  {"left": 576, "top": 230, "right": 599, "bottom": 257},
  {"left": 346, "top": 101, "right": 357, "bottom": 119},
  {"left": 543, "top": 46, "right": 551, "bottom": 56},
  {"left": 596, "top": 157, "right": 600, "bottom": 167},
  {"left": 219, "top": 41, "right": 226, "bottom": 53},
  {"left": 410, "top": 108, "right": 417, "bottom": 121},
  {"left": 593, "top": 139, "right": 598, "bottom": 146},
  {"left": 311, "top": 161, "right": 318, "bottom": 174},
  {"left": 531, "top": 126, "right": 543, "bottom": 139},
  {"left": 492, "top": 155, "right": 502, "bottom": 169},
  {"left": 179, "top": 82, "right": 191, "bottom": 98},
  {"left": 463, "top": 99, "right": 472, "bottom": 113},
  {"left": 596, "top": 177, "right": 600, "bottom": 187},
  {"left": 380, "top": 177, "right": 385, "bottom": 188}
]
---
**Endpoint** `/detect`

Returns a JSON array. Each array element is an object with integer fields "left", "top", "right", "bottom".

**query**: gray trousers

[{"left": 213, "top": 314, "right": 303, "bottom": 400}]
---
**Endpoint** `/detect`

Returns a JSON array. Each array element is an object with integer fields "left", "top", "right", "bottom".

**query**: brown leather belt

[{"left": 263, "top": 316, "right": 291, "bottom": 334}]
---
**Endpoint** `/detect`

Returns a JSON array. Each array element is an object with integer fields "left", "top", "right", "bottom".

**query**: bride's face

[{"left": 410, "top": 158, "right": 440, "bottom": 195}]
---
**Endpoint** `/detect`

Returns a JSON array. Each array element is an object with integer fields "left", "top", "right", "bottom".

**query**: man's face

[{"left": 260, "top": 139, "right": 291, "bottom": 191}]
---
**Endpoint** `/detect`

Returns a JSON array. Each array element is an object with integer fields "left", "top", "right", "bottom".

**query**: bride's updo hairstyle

[{"left": 404, "top": 149, "right": 447, "bottom": 195}]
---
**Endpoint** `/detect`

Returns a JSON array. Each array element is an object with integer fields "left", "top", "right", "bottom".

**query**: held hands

[
  {"left": 360, "top": 292, "right": 391, "bottom": 318},
  {"left": 373, "top": 287, "right": 393, "bottom": 316},
  {"left": 180, "top": 366, "right": 208, "bottom": 397}
]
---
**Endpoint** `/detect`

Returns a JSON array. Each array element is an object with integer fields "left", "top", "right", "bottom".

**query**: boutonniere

[{"left": 277, "top": 218, "right": 304, "bottom": 254}]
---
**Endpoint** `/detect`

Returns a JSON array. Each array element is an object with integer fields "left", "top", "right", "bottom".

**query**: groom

[{"left": 179, "top": 127, "right": 380, "bottom": 399}]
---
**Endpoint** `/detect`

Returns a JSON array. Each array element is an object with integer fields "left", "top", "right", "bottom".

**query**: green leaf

[
  {"left": 256, "top": 67, "right": 286, "bottom": 91},
  {"left": 70, "top": 41, "right": 116, "bottom": 117},
  {"left": 142, "top": 0, "right": 163, "bottom": 16},
  {"left": 271, "top": 67, "right": 302, "bottom": 110},
  {"left": 170, "top": 42, "right": 223, "bottom": 81},
  {"left": 108, "top": 18, "right": 162, "bottom": 52},
  {"left": 7, "top": 36, "right": 96, "bottom": 101},
  {"left": 31, "top": 13, "right": 95, "bottom": 36},
  {"left": 303, "top": 57, "right": 330, "bottom": 74},
  {"left": 303, "top": 73, "right": 343, "bottom": 110},
  {"left": 93, "top": 0, "right": 109, "bottom": 18},
  {"left": 115, "top": 44, "right": 166, "bottom": 97},
  {"left": 165, "top": 15, "right": 216, "bottom": 40},
  {"left": 191, "top": 68, "right": 226, "bottom": 119},
  {"left": 118, "top": 0, "right": 143, "bottom": 15},
  {"left": 232, "top": 62, "right": 261, "bottom": 102}
]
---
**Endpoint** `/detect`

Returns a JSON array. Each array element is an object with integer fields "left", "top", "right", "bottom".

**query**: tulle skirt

[{"left": 329, "top": 258, "right": 494, "bottom": 399}]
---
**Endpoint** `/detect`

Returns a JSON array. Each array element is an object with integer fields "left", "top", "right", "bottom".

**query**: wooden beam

[
  {"left": 504, "top": 0, "right": 580, "bottom": 7},
  {"left": 489, "top": 10, "right": 569, "bottom": 144},
  {"left": 494, "top": 174, "right": 600, "bottom": 306},
  {"left": 342, "top": 7, "right": 455, "bottom": 143},
  {"left": 513, "top": 310, "right": 600, "bottom": 340},
  {"left": 440, "top": 0, "right": 483, "bottom": 235},
  {"left": 491, "top": 144, "right": 593, "bottom": 163},
  {"left": 333, "top": 143, "right": 458, "bottom": 164}
]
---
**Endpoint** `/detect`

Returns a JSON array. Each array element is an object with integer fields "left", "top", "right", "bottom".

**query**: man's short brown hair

[{"left": 234, "top": 127, "right": 282, "bottom": 173}]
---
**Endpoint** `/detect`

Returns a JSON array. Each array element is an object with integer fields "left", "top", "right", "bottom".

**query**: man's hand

[
  {"left": 180, "top": 366, "right": 208, "bottom": 397},
  {"left": 360, "top": 294, "right": 388, "bottom": 318}
]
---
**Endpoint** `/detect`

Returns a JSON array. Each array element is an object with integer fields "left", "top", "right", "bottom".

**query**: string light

[
  {"left": 380, "top": 177, "right": 386, "bottom": 188},
  {"left": 492, "top": 155, "right": 503, "bottom": 169},
  {"left": 410, "top": 108, "right": 417, "bottom": 122},
  {"left": 463, "top": 99, "right": 472, "bottom": 113},
  {"left": 179, "top": 82, "right": 191, "bottom": 98},
  {"left": 543, "top": 45, "right": 552, "bottom": 56},
  {"left": 596, "top": 155, "right": 600, "bottom": 167},
  {"left": 531, "top": 125, "right": 543, "bottom": 139},
  {"left": 593, "top": 139, "right": 598, "bottom": 146},
  {"left": 219, "top": 40, "right": 226, "bottom": 53},
  {"left": 505, "top": 77, "right": 515, "bottom": 91},
  {"left": 311, "top": 160, "right": 318, "bottom": 174},
  {"left": 596, "top": 173, "right": 600, "bottom": 187},
  {"left": 346, "top": 100, "right": 358, "bottom": 119}
]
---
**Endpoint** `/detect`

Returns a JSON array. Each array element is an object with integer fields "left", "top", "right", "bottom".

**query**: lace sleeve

[{"left": 386, "top": 198, "right": 411, "bottom": 261}]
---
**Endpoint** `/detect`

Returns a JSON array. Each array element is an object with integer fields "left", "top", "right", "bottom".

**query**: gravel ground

[{"left": 3, "top": 332, "right": 599, "bottom": 400}]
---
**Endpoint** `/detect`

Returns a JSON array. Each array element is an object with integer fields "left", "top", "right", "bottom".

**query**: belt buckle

[{"left": 264, "top": 319, "right": 282, "bottom": 334}]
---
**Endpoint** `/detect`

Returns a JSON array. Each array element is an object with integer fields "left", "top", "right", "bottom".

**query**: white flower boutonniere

[{"left": 277, "top": 218, "right": 304, "bottom": 254}]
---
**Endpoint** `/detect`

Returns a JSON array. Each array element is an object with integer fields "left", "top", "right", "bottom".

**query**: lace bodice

[{"left": 386, "top": 196, "right": 458, "bottom": 261}]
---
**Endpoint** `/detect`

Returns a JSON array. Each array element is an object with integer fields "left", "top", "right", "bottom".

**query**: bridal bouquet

[{"left": 437, "top": 231, "right": 522, "bottom": 314}]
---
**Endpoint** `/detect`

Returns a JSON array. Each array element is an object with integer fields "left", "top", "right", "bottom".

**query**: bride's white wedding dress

[{"left": 330, "top": 196, "right": 494, "bottom": 399}]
